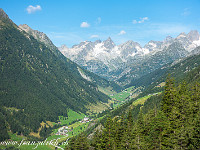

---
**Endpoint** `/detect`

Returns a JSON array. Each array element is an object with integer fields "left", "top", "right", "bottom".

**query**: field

[
  {"left": 86, "top": 101, "right": 110, "bottom": 114},
  {"left": 98, "top": 86, "right": 117, "bottom": 96},
  {"left": 132, "top": 95, "right": 152, "bottom": 106},
  {"left": 132, "top": 92, "right": 162, "bottom": 106},
  {"left": 110, "top": 86, "right": 142, "bottom": 108},
  {"left": 58, "top": 109, "right": 86, "bottom": 125}
]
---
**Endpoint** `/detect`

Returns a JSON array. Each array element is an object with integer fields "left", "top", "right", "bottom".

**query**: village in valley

[
  {"left": 55, "top": 116, "right": 92, "bottom": 136},
  {"left": 55, "top": 126, "right": 71, "bottom": 136},
  {"left": 79, "top": 116, "right": 92, "bottom": 123}
]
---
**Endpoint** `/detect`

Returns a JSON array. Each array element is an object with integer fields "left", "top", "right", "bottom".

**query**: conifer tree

[
  {"left": 148, "top": 110, "right": 171, "bottom": 149},
  {"left": 134, "top": 109, "right": 145, "bottom": 149},
  {"left": 161, "top": 75, "right": 176, "bottom": 119}
]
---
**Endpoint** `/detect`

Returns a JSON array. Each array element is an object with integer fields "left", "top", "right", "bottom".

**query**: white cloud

[
  {"left": 90, "top": 35, "right": 99, "bottom": 38},
  {"left": 26, "top": 5, "right": 42, "bottom": 14},
  {"left": 80, "top": 22, "right": 90, "bottom": 28},
  {"left": 133, "top": 17, "right": 149, "bottom": 24},
  {"left": 118, "top": 30, "right": 126, "bottom": 35}
]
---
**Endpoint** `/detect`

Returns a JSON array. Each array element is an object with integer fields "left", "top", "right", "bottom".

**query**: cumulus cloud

[
  {"left": 133, "top": 17, "right": 149, "bottom": 24},
  {"left": 118, "top": 30, "right": 126, "bottom": 35},
  {"left": 26, "top": 5, "right": 42, "bottom": 14},
  {"left": 90, "top": 35, "right": 99, "bottom": 38},
  {"left": 80, "top": 22, "right": 90, "bottom": 28}
]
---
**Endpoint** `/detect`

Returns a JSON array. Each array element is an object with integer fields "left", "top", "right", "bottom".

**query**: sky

[{"left": 0, "top": 0, "right": 200, "bottom": 47}]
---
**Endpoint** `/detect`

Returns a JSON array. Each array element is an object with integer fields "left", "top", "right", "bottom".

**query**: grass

[
  {"left": 111, "top": 86, "right": 135, "bottom": 100},
  {"left": 98, "top": 86, "right": 117, "bottom": 96},
  {"left": 68, "top": 122, "right": 90, "bottom": 137},
  {"left": 110, "top": 86, "right": 137, "bottom": 108},
  {"left": 19, "top": 145, "right": 54, "bottom": 150},
  {"left": 47, "top": 134, "right": 66, "bottom": 141},
  {"left": 58, "top": 109, "right": 85, "bottom": 125},
  {"left": 86, "top": 101, "right": 110, "bottom": 114},
  {"left": 8, "top": 132, "right": 25, "bottom": 141},
  {"left": 132, "top": 92, "right": 163, "bottom": 106},
  {"left": 46, "top": 121, "right": 54, "bottom": 127},
  {"left": 132, "top": 95, "right": 152, "bottom": 106}
]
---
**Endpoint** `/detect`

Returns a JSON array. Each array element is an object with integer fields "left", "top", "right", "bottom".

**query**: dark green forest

[{"left": 66, "top": 76, "right": 200, "bottom": 149}]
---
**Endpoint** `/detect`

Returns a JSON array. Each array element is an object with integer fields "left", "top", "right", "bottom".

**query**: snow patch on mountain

[{"left": 58, "top": 30, "right": 200, "bottom": 82}]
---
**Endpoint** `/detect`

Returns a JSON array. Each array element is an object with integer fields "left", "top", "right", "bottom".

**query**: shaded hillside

[
  {"left": 19, "top": 24, "right": 123, "bottom": 94},
  {"left": 0, "top": 9, "right": 110, "bottom": 138}
]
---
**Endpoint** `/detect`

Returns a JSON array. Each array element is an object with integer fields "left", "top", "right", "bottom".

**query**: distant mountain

[
  {"left": 117, "top": 42, "right": 189, "bottom": 86},
  {"left": 0, "top": 9, "right": 121, "bottom": 139},
  {"left": 59, "top": 38, "right": 148, "bottom": 79},
  {"left": 127, "top": 52, "right": 200, "bottom": 96},
  {"left": 59, "top": 30, "right": 200, "bottom": 85}
]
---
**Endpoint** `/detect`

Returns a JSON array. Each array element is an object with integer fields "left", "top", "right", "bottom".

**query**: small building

[{"left": 83, "top": 117, "right": 89, "bottom": 122}]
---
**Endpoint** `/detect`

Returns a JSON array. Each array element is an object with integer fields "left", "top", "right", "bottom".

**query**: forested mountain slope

[
  {"left": 18, "top": 24, "right": 122, "bottom": 93},
  {"left": 0, "top": 9, "right": 118, "bottom": 140},
  {"left": 67, "top": 59, "right": 200, "bottom": 150}
]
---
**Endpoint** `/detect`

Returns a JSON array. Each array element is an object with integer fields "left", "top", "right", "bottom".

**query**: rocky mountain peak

[
  {"left": 0, "top": 8, "right": 15, "bottom": 25},
  {"left": 119, "top": 40, "right": 141, "bottom": 49},
  {"left": 60, "top": 44, "right": 68, "bottom": 49},
  {"left": 125, "top": 40, "right": 138, "bottom": 45},
  {"left": 164, "top": 35, "right": 173, "bottom": 42},
  {"left": 177, "top": 32, "right": 187, "bottom": 39},
  {"left": 106, "top": 37, "right": 112, "bottom": 42},
  {"left": 103, "top": 37, "right": 115, "bottom": 49},
  {"left": 19, "top": 23, "right": 60, "bottom": 56},
  {"left": 19, "top": 24, "right": 32, "bottom": 32},
  {"left": 94, "top": 39, "right": 102, "bottom": 43},
  {"left": 187, "top": 30, "right": 200, "bottom": 41}
]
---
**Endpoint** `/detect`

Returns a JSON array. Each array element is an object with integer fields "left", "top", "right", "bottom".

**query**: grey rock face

[
  {"left": 187, "top": 30, "right": 200, "bottom": 41},
  {"left": 59, "top": 30, "right": 200, "bottom": 85}
]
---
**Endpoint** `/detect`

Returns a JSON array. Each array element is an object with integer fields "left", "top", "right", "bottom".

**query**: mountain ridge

[
  {"left": 18, "top": 24, "right": 122, "bottom": 93},
  {"left": 59, "top": 30, "right": 200, "bottom": 85}
]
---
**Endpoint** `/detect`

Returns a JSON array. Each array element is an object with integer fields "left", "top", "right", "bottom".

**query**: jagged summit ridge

[
  {"left": 19, "top": 24, "right": 52, "bottom": 46},
  {"left": 59, "top": 30, "right": 200, "bottom": 81},
  {"left": 187, "top": 30, "right": 200, "bottom": 41}
]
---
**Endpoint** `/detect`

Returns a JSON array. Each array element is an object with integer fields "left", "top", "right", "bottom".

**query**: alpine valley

[
  {"left": 0, "top": 8, "right": 121, "bottom": 144},
  {"left": 0, "top": 8, "right": 200, "bottom": 150}
]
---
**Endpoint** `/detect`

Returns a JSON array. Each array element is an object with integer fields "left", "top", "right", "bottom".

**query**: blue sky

[{"left": 1, "top": 0, "right": 200, "bottom": 47}]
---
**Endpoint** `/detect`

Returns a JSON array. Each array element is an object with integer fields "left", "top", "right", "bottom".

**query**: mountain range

[{"left": 59, "top": 30, "right": 200, "bottom": 86}]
